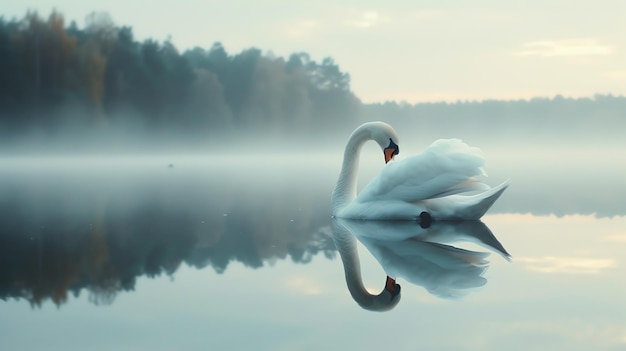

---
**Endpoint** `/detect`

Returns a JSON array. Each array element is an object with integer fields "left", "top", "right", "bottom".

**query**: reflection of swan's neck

[
  {"left": 332, "top": 127, "right": 370, "bottom": 214},
  {"left": 332, "top": 220, "right": 400, "bottom": 311},
  {"left": 333, "top": 226, "right": 369, "bottom": 300}
]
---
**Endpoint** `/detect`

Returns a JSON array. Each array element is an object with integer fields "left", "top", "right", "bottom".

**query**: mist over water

[{"left": 3, "top": 94, "right": 625, "bottom": 159}]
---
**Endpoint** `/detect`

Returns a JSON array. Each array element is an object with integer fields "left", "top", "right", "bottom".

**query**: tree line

[
  {"left": 0, "top": 10, "right": 359, "bottom": 138},
  {"left": 1, "top": 10, "right": 624, "bottom": 146},
  {"left": 361, "top": 94, "right": 626, "bottom": 144}
]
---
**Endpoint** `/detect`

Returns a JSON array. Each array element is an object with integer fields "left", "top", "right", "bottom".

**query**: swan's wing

[{"left": 356, "top": 139, "right": 488, "bottom": 203}]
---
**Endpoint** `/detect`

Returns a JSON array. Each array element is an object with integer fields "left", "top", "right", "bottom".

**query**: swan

[
  {"left": 331, "top": 121, "right": 509, "bottom": 221},
  {"left": 331, "top": 218, "right": 510, "bottom": 311}
]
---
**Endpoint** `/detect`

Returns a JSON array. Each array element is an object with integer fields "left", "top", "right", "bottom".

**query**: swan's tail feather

[
  {"left": 466, "top": 180, "right": 510, "bottom": 219},
  {"left": 459, "top": 221, "right": 511, "bottom": 260},
  {"left": 429, "top": 178, "right": 491, "bottom": 199},
  {"left": 430, "top": 180, "right": 510, "bottom": 221}
]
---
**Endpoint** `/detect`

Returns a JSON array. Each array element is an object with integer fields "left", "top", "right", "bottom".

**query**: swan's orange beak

[
  {"left": 384, "top": 148, "right": 395, "bottom": 163},
  {"left": 384, "top": 139, "right": 399, "bottom": 163},
  {"left": 385, "top": 276, "right": 400, "bottom": 296}
]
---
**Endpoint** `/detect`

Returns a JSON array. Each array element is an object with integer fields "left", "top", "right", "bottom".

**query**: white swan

[
  {"left": 332, "top": 218, "right": 510, "bottom": 311},
  {"left": 331, "top": 121, "right": 509, "bottom": 221}
]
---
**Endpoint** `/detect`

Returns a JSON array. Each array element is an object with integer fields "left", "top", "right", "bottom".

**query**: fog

[{"left": 2, "top": 10, "right": 625, "bottom": 155}]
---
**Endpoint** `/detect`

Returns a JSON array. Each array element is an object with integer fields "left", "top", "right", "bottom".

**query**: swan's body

[{"left": 332, "top": 122, "right": 509, "bottom": 220}]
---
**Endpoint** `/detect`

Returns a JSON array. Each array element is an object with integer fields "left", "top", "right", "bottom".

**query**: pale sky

[{"left": 4, "top": 0, "right": 626, "bottom": 103}]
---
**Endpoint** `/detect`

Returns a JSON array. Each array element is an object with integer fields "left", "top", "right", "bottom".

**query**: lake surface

[{"left": 1, "top": 143, "right": 625, "bottom": 351}]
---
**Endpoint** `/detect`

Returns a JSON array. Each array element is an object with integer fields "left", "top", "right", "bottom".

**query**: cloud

[
  {"left": 285, "top": 19, "right": 320, "bottom": 38},
  {"left": 517, "top": 256, "right": 617, "bottom": 274},
  {"left": 512, "top": 39, "right": 614, "bottom": 57},
  {"left": 285, "top": 276, "right": 323, "bottom": 295},
  {"left": 604, "top": 70, "right": 626, "bottom": 81},
  {"left": 606, "top": 233, "right": 626, "bottom": 242},
  {"left": 344, "top": 11, "right": 389, "bottom": 29},
  {"left": 410, "top": 9, "right": 443, "bottom": 19}
]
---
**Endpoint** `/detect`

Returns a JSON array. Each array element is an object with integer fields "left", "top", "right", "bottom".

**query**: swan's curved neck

[
  {"left": 332, "top": 221, "right": 377, "bottom": 305},
  {"left": 332, "top": 127, "right": 371, "bottom": 214}
]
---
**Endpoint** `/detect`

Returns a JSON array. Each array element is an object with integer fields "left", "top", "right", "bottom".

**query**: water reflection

[
  {"left": 2, "top": 154, "right": 625, "bottom": 351},
  {"left": 0, "top": 208, "right": 336, "bottom": 307},
  {"left": 0, "top": 165, "right": 336, "bottom": 306},
  {"left": 332, "top": 218, "right": 510, "bottom": 311}
]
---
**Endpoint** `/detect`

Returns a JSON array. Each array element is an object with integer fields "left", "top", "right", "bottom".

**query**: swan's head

[
  {"left": 363, "top": 121, "right": 400, "bottom": 163},
  {"left": 355, "top": 277, "right": 402, "bottom": 312}
]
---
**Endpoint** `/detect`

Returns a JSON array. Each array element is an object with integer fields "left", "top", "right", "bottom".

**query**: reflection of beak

[{"left": 385, "top": 276, "right": 401, "bottom": 297}]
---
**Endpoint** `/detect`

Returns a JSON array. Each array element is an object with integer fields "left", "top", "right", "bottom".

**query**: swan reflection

[{"left": 332, "top": 218, "right": 510, "bottom": 311}]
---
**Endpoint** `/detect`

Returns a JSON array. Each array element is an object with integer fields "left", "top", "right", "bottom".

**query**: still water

[{"left": 1, "top": 144, "right": 625, "bottom": 351}]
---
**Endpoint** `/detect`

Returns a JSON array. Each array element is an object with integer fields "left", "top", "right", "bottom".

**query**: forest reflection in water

[
  {"left": 0, "top": 155, "right": 337, "bottom": 306},
  {"left": 0, "top": 149, "right": 625, "bottom": 309}
]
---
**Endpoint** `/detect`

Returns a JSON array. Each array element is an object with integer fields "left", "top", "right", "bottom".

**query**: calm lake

[{"left": 1, "top": 141, "right": 625, "bottom": 350}]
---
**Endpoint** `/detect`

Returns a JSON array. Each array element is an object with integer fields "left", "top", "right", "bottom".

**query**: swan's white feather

[{"left": 357, "top": 138, "right": 486, "bottom": 203}]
